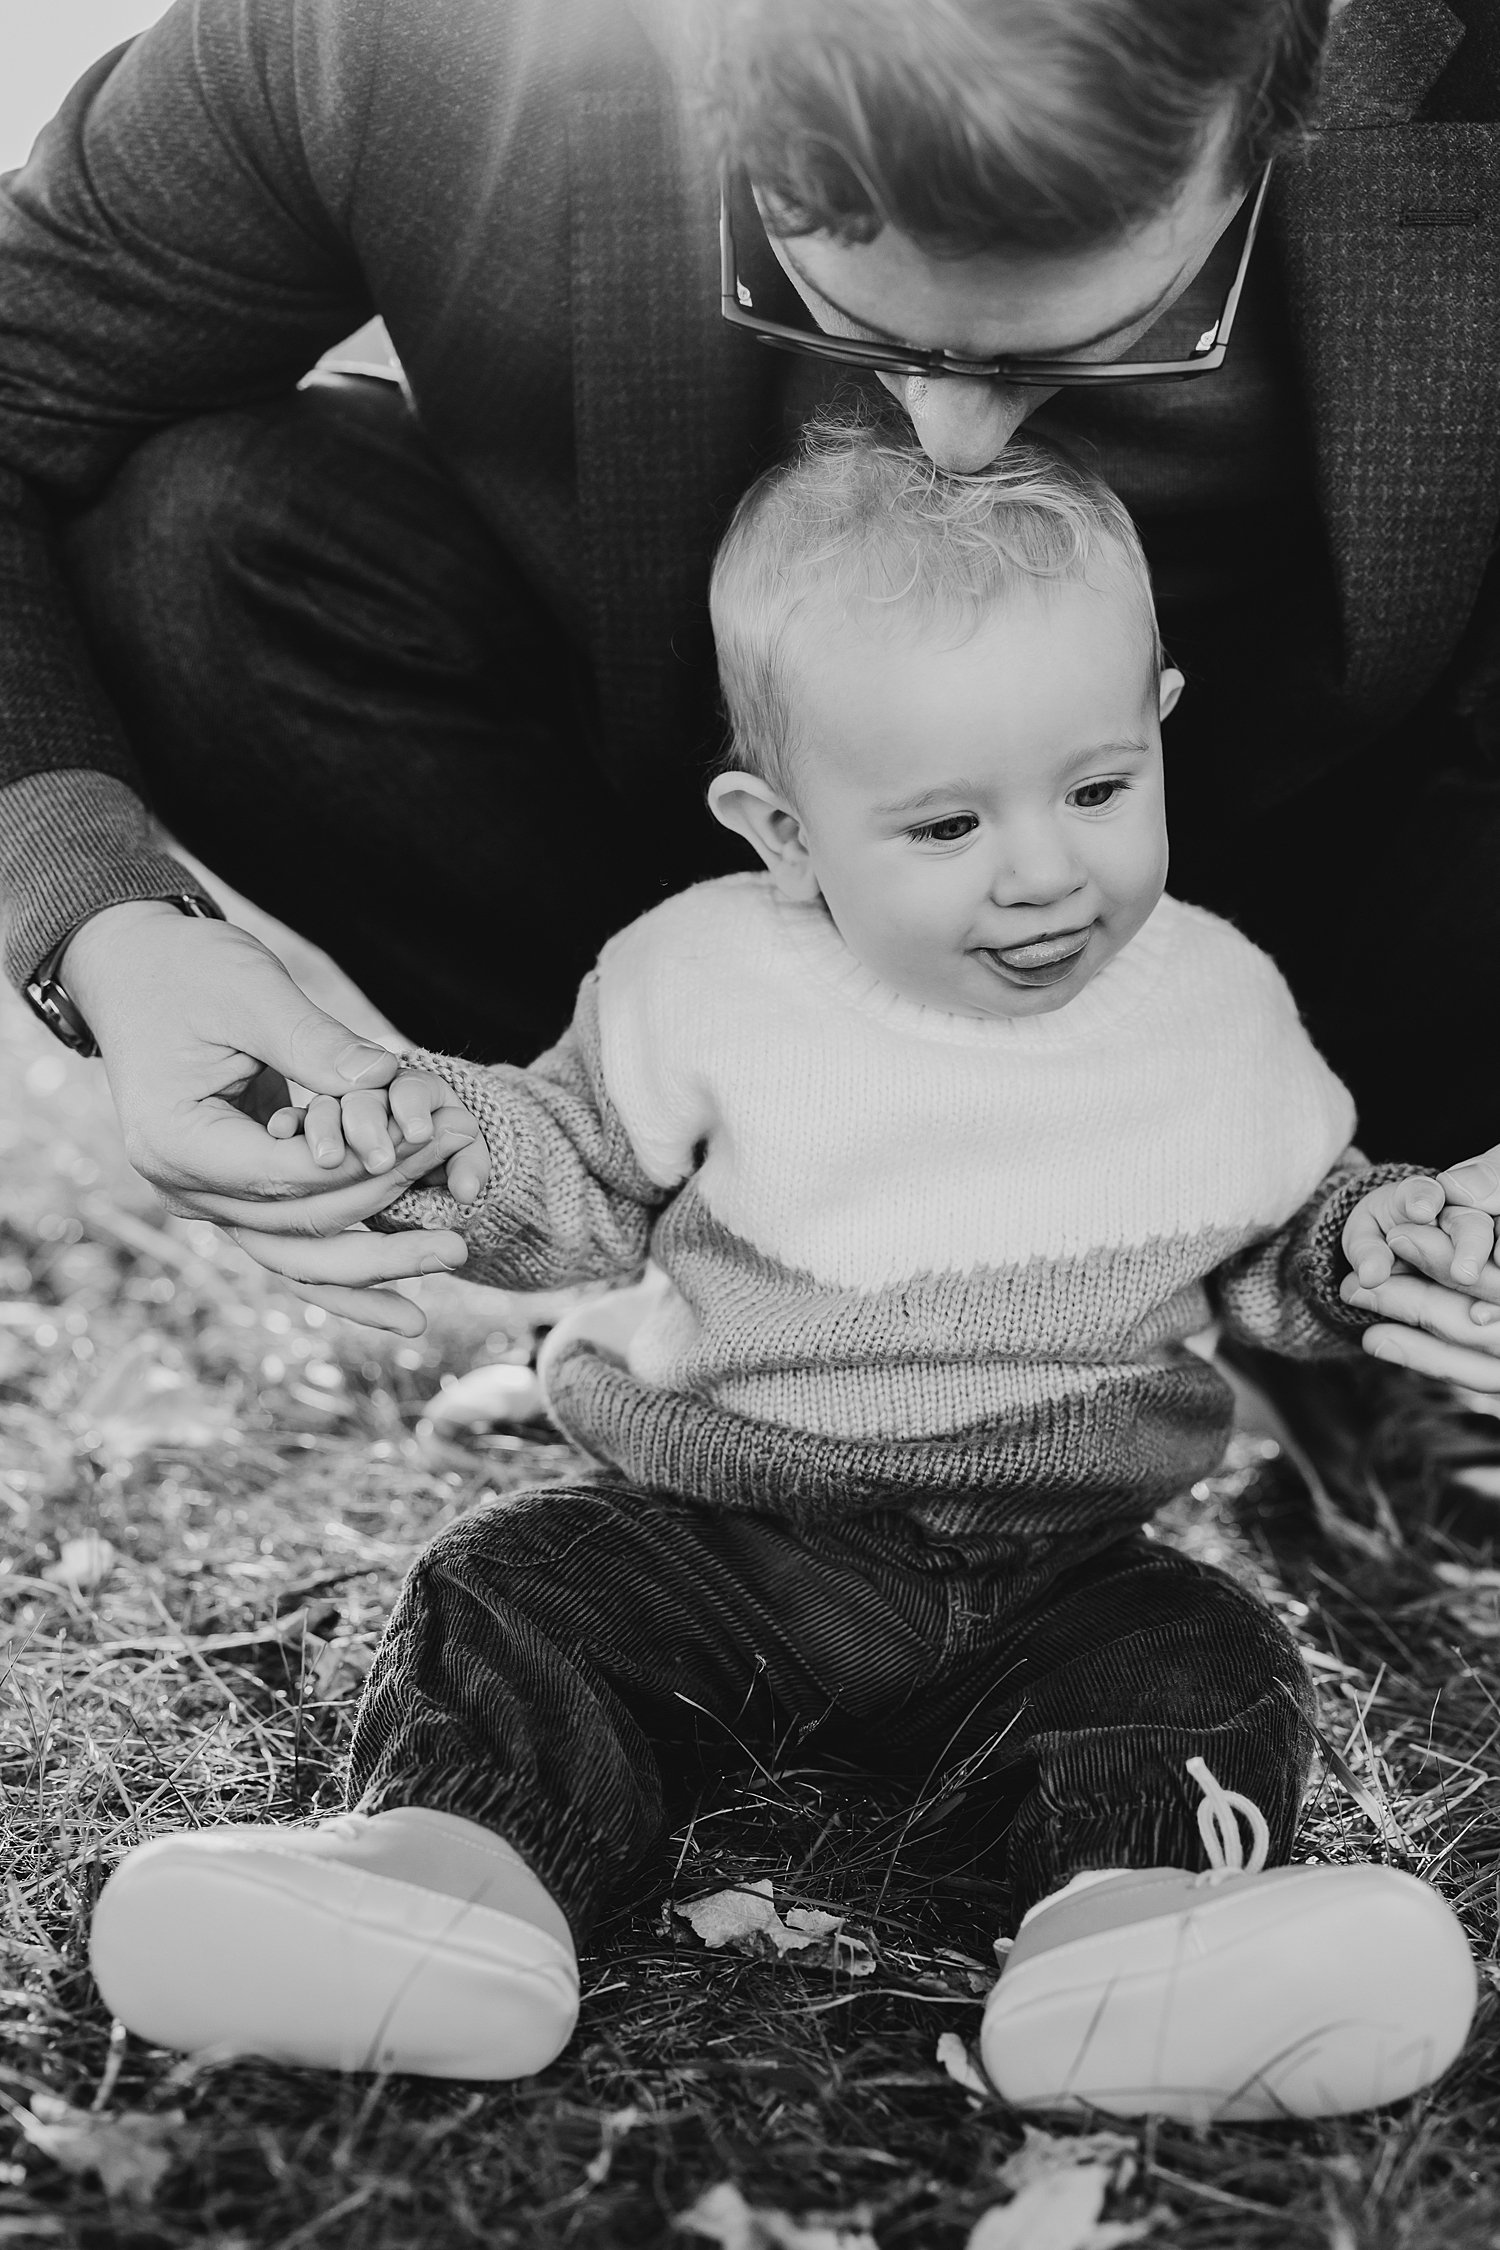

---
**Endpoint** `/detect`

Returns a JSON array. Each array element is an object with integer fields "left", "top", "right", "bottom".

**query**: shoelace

[{"left": 1186, "top": 1755, "right": 1270, "bottom": 1884}]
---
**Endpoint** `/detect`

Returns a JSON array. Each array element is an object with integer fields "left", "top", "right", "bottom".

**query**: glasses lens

[{"left": 725, "top": 166, "right": 1261, "bottom": 383}]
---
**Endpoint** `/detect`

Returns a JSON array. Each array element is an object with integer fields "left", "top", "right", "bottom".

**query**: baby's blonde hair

[{"left": 710, "top": 414, "right": 1161, "bottom": 797}]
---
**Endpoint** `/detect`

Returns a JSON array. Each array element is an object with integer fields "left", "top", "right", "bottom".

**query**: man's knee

[{"left": 63, "top": 376, "right": 499, "bottom": 680}]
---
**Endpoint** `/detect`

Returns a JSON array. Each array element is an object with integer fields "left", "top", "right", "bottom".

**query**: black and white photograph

[{"left": 2, "top": 0, "right": 1500, "bottom": 2240}]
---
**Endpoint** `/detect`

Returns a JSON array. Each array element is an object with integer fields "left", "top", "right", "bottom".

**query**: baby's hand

[
  {"left": 267, "top": 1067, "right": 490, "bottom": 1205},
  {"left": 1341, "top": 1172, "right": 1500, "bottom": 1303}
]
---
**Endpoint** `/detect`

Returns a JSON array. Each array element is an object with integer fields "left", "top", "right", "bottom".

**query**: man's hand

[{"left": 61, "top": 900, "right": 462, "bottom": 1276}]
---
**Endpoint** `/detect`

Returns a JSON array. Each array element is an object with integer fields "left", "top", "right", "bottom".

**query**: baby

[{"left": 91, "top": 422, "right": 1489, "bottom": 2123}]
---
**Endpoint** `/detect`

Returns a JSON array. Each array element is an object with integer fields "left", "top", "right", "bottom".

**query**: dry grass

[{"left": 5, "top": 959, "right": 1500, "bottom": 2249}]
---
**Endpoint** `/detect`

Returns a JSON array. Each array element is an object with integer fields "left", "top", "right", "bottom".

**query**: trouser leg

[
  {"left": 349, "top": 1483, "right": 1313, "bottom": 1937},
  {"left": 883, "top": 1536, "right": 1316, "bottom": 1916},
  {"left": 347, "top": 1482, "right": 945, "bottom": 1939},
  {"left": 61, "top": 374, "right": 730, "bottom": 1060}
]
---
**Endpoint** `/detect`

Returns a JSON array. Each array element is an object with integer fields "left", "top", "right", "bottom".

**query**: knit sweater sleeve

[
  {"left": 369, "top": 969, "right": 676, "bottom": 1290},
  {"left": 1207, "top": 1151, "right": 1427, "bottom": 1358}
]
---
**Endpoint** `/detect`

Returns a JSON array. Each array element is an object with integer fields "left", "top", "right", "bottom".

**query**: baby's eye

[
  {"left": 1069, "top": 779, "right": 1126, "bottom": 812},
  {"left": 908, "top": 813, "right": 978, "bottom": 844}
]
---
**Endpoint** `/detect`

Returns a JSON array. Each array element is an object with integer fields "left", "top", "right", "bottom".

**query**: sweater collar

[{"left": 771, "top": 887, "right": 1180, "bottom": 1048}]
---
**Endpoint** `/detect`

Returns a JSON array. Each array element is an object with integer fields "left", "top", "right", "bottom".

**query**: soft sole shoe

[
  {"left": 91, "top": 1817, "right": 579, "bottom": 2078},
  {"left": 980, "top": 1859, "right": 1476, "bottom": 2123}
]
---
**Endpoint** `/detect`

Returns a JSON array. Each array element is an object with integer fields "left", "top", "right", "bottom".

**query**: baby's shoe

[
  {"left": 980, "top": 1760, "right": 1476, "bottom": 2123},
  {"left": 91, "top": 1806, "right": 579, "bottom": 2077}
]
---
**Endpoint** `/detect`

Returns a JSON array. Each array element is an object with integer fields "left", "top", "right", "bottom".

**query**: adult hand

[
  {"left": 62, "top": 898, "right": 451, "bottom": 1257},
  {"left": 1340, "top": 1266, "right": 1500, "bottom": 1389}
]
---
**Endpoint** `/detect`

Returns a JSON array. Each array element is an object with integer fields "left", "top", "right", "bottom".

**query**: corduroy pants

[{"left": 347, "top": 1476, "right": 1315, "bottom": 1942}]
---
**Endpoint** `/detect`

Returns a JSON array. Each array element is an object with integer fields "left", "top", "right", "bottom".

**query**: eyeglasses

[{"left": 719, "top": 163, "right": 1272, "bottom": 386}]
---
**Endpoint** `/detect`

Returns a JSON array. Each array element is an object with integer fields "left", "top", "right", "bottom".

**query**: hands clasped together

[{"left": 1340, "top": 1167, "right": 1500, "bottom": 1389}]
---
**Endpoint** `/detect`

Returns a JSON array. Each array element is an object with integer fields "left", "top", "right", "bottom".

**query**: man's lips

[{"left": 978, "top": 926, "right": 1094, "bottom": 986}]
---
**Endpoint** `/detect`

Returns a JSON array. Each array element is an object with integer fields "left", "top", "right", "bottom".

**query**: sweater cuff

[
  {"left": 367, "top": 1048, "right": 518, "bottom": 1237},
  {"left": 1290, "top": 1158, "right": 1433, "bottom": 1336},
  {"left": 0, "top": 769, "right": 215, "bottom": 990}
]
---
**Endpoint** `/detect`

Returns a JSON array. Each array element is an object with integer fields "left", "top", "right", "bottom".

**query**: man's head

[
  {"left": 700, "top": 0, "right": 1332, "bottom": 468},
  {"left": 707, "top": 419, "right": 1184, "bottom": 1021}
]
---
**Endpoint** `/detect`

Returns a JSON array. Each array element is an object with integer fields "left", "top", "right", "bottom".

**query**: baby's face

[{"left": 783, "top": 573, "right": 1175, "bottom": 1020}]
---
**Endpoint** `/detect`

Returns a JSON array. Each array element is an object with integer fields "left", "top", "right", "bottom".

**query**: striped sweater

[{"left": 385, "top": 875, "right": 1397, "bottom": 1537}]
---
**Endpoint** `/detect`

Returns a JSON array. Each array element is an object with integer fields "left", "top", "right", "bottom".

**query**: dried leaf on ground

[
  {"left": 965, "top": 2129, "right": 1152, "bottom": 2250},
  {"left": 3, "top": 2095, "right": 183, "bottom": 2203},
  {"left": 935, "top": 2031, "right": 991, "bottom": 2097},
  {"left": 676, "top": 1880, "right": 875, "bottom": 1975},
  {"left": 676, "top": 2180, "right": 878, "bottom": 2250}
]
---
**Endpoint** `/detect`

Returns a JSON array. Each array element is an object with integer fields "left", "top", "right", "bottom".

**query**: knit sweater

[{"left": 385, "top": 875, "right": 1396, "bottom": 1537}]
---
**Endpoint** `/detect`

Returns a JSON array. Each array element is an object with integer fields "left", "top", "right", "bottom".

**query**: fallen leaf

[
  {"left": 676, "top": 1881, "right": 874, "bottom": 1976},
  {"left": 964, "top": 2130, "right": 1152, "bottom": 2250},
  {"left": 424, "top": 1362, "right": 544, "bottom": 1433},
  {"left": 44, "top": 1533, "right": 117, "bottom": 1594},
  {"left": 967, "top": 2175, "right": 1153, "bottom": 2250},
  {"left": 3, "top": 2095, "right": 182, "bottom": 2203},
  {"left": 998, "top": 2129, "right": 1138, "bottom": 2194},
  {"left": 936, "top": 2032, "right": 991, "bottom": 2097},
  {"left": 675, "top": 2180, "right": 878, "bottom": 2250}
]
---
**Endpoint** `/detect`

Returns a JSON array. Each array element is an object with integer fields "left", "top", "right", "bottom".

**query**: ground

[{"left": 4, "top": 925, "right": 1500, "bottom": 2249}]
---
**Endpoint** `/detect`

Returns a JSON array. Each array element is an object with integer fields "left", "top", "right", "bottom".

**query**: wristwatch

[{"left": 23, "top": 892, "right": 226, "bottom": 1059}]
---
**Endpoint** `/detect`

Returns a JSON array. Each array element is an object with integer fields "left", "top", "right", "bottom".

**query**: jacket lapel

[
  {"left": 1275, "top": 0, "right": 1500, "bottom": 720},
  {"left": 568, "top": 84, "right": 773, "bottom": 784}
]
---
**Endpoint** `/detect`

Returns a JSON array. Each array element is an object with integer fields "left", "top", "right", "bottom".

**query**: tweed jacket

[{"left": 0, "top": 0, "right": 1495, "bottom": 987}]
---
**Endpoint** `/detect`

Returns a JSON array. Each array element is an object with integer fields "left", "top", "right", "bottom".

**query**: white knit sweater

[{"left": 386, "top": 875, "right": 1378, "bottom": 1519}]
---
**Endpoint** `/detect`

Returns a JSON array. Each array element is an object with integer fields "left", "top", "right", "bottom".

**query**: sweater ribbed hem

[
  {"left": 544, "top": 1342, "right": 1234, "bottom": 1528},
  {"left": 0, "top": 769, "right": 213, "bottom": 989}
]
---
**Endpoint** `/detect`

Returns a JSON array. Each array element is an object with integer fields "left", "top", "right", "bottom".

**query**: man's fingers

[
  {"left": 1345, "top": 1270, "right": 1500, "bottom": 1348},
  {"left": 1365, "top": 1321, "right": 1500, "bottom": 1391},
  {"left": 1437, "top": 1152, "right": 1500, "bottom": 1214},
  {"left": 1384, "top": 1223, "right": 1461, "bottom": 1283},
  {"left": 282, "top": 1278, "right": 429, "bottom": 1336},
  {"left": 224, "top": 1225, "right": 469, "bottom": 1288},
  {"left": 1440, "top": 1204, "right": 1498, "bottom": 1285}
]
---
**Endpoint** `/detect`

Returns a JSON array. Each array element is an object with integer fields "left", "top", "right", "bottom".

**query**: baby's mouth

[{"left": 979, "top": 927, "right": 1094, "bottom": 987}]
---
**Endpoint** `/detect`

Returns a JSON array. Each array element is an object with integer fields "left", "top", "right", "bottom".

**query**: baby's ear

[
  {"left": 706, "top": 771, "right": 821, "bottom": 903},
  {"left": 1158, "top": 667, "right": 1186, "bottom": 723}
]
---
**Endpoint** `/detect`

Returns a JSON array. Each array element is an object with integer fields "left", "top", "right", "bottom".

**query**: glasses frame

[{"left": 719, "top": 163, "right": 1272, "bottom": 386}]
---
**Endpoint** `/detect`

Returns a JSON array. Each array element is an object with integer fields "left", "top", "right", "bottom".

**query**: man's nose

[{"left": 885, "top": 373, "right": 1053, "bottom": 473}]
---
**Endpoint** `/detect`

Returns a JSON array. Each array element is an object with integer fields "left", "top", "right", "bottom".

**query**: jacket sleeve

[
  {"left": 369, "top": 970, "right": 677, "bottom": 1290},
  {"left": 0, "top": 0, "right": 382, "bottom": 985},
  {"left": 1206, "top": 1150, "right": 1426, "bottom": 1358}
]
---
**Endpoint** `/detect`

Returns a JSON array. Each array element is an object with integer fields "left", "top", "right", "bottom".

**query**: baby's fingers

[
  {"left": 445, "top": 1132, "right": 491, "bottom": 1205},
  {"left": 1344, "top": 1175, "right": 1439, "bottom": 1286},
  {"left": 388, "top": 1071, "right": 443, "bottom": 1148},
  {"left": 340, "top": 1088, "right": 398, "bottom": 1175},
  {"left": 266, "top": 1105, "right": 305, "bottom": 1142},
  {"left": 1440, "top": 1203, "right": 1497, "bottom": 1288},
  {"left": 303, "top": 1094, "right": 347, "bottom": 1169}
]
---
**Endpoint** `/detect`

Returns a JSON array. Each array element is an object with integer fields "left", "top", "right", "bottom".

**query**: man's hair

[
  {"left": 698, "top": 0, "right": 1331, "bottom": 255},
  {"left": 711, "top": 415, "right": 1161, "bottom": 797}
]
